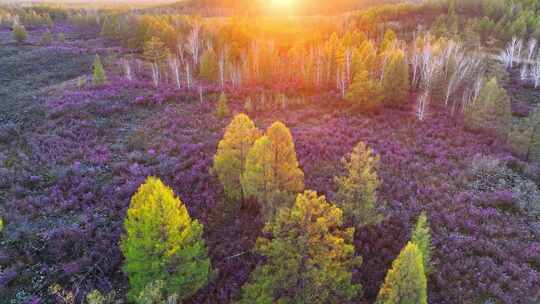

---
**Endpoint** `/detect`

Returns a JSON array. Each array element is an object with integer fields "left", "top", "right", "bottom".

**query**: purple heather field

[{"left": 0, "top": 8, "right": 539, "bottom": 304}]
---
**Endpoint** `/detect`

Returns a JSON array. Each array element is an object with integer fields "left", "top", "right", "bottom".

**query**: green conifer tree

[
  {"left": 376, "top": 242, "right": 427, "bottom": 304},
  {"left": 345, "top": 68, "right": 383, "bottom": 112},
  {"left": 238, "top": 191, "right": 362, "bottom": 304},
  {"left": 242, "top": 122, "right": 304, "bottom": 219},
  {"left": 352, "top": 40, "right": 377, "bottom": 77},
  {"left": 216, "top": 92, "right": 230, "bottom": 119},
  {"left": 92, "top": 54, "right": 108, "bottom": 86},
  {"left": 509, "top": 106, "right": 540, "bottom": 161},
  {"left": 199, "top": 47, "right": 219, "bottom": 82},
  {"left": 12, "top": 24, "right": 28, "bottom": 44},
  {"left": 120, "top": 177, "right": 211, "bottom": 302},
  {"left": 213, "top": 114, "right": 261, "bottom": 202},
  {"left": 381, "top": 29, "right": 397, "bottom": 52},
  {"left": 381, "top": 49, "right": 410, "bottom": 106},
  {"left": 411, "top": 211, "right": 432, "bottom": 274},
  {"left": 334, "top": 141, "right": 382, "bottom": 226},
  {"left": 465, "top": 77, "right": 511, "bottom": 139}
]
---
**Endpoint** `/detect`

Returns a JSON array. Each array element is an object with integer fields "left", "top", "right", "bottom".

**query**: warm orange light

[{"left": 270, "top": 0, "right": 296, "bottom": 11}]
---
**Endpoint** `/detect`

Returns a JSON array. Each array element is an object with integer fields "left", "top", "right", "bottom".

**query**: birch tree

[
  {"left": 532, "top": 57, "right": 540, "bottom": 88},
  {"left": 527, "top": 38, "right": 537, "bottom": 62},
  {"left": 168, "top": 55, "right": 181, "bottom": 89},
  {"left": 500, "top": 37, "right": 522, "bottom": 69},
  {"left": 124, "top": 57, "right": 133, "bottom": 81},
  {"left": 185, "top": 23, "right": 201, "bottom": 67}
]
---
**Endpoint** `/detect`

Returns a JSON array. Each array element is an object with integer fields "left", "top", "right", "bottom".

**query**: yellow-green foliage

[
  {"left": 143, "top": 37, "right": 169, "bottom": 64},
  {"left": 135, "top": 16, "right": 178, "bottom": 50},
  {"left": 238, "top": 191, "right": 362, "bottom": 304},
  {"left": 136, "top": 280, "right": 179, "bottom": 304},
  {"left": 92, "top": 54, "right": 107, "bottom": 86},
  {"left": 213, "top": 114, "right": 261, "bottom": 202},
  {"left": 13, "top": 24, "right": 28, "bottom": 44},
  {"left": 376, "top": 242, "right": 427, "bottom": 304},
  {"left": 334, "top": 141, "right": 382, "bottom": 226},
  {"left": 0, "top": 217, "right": 3, "bottom": 232},
  {"left": 411, "top": 212, "right": 432, "bottom": 274},
  {"left": 345, "top": 68, "right": 383, "bottom": 112},
  {"left": 85, "top": 289, "right": 115, "bottom": 304},
  {"left": 465, "top": 78, "right": 511, "bottom": 139},
  {"left": 241, "top": 135, "right": 274, "bottom": 206},
  {"left": 199, "top": 47, "right": 219, "bottom": 82},
  {"left": 381, "top": 29, "right": 397, "bottom": 52},
  {"left": 382, "top": 49, "right": 410, "bottom": 106},
  {"left": 120, "top": 177, "right": 211, "bottom": 302},
  {"left": 242, "top": 122, "right": 304, "bottom": 219},
  {"left": 216, "top": 92, "right": 230, "bottom": 119},
  {"left": 352, "top": 40, "right": 377, "bottom": 77}
]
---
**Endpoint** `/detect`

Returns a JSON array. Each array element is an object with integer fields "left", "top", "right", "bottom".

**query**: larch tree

[
  {"left": 376, "top": 242, "right": 428, "bottom": 304},
  {"left": 381, "top": 29, "right": 397, "bottom": 53},
  {"left": 242, "top": 122, "right": 304, "bottom": 219},
  {"left": 92, "top": 54, "right": 108, "bottom": 86},
  {"left": 241, "top": 135, "right": 275, "bottom": 213},
  {"left": 465, "top": 77, "right": 511, "bottom": 139},
  {"left": 524, "top": 106, "right": 540, "bottom": 161},
  {"left": 143, "top": 37, "right": 169, "bottom": 88},
  {"left": 238, "top": 191, "right": 362, "bottom": 304},
  {"left": 12, "top": 24, "right": 28, "bottom": 44},
  {"left": 509, "top": 105, "right": 540, "bottom": 161},
  {"left": 120, "top": 177, "right": 211, "bottom": 302},
  {"left": 381, "top": 49, "right": 410, "bottom": 106},
  {"left": 411, "top": 211, "right": 432, "bottom": 274},
  {"left": 352, "top": 40, "right": 377, "bottom": 78},
  {"left": 345, "top": 67, "right": 383, "bottom": 112},
  {"left": 213, "top": 113, "right": 261, "bottom": 203},
  {"left": 199, "top": 47, "right": 219, "bottom": 82},
  {"left": 216, "top": 92, "right": 230, "bottom": 119},
  {"left": 334, "top": 141, "right": 382, "bottom": 226}
]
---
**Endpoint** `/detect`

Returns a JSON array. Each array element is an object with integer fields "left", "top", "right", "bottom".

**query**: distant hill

[{"left": 157, "top": 0, "right": 408, "bottom": 16}]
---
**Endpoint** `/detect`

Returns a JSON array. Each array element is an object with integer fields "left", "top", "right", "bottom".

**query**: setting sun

[
  {"left": 269, "top": 0, "right": 297, "bottom": 13},
  {"left": 271, "top": 0, "right": 294, "bottom": 7}
]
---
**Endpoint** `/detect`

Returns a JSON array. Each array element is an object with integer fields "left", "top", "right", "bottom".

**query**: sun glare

[{"left": 269, "top": 0, "right": 296, "bottom": 12}]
